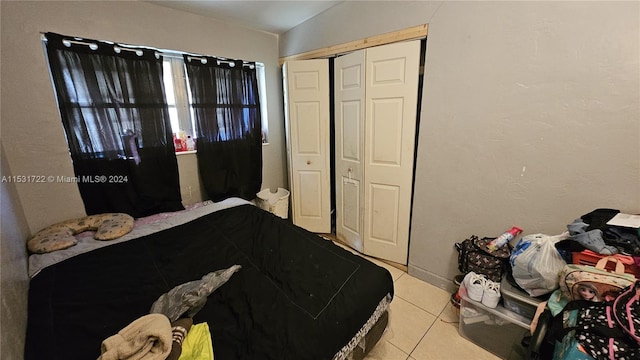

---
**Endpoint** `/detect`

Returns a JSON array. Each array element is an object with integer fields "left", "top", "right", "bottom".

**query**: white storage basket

[{"left": 256, "top": 188, "right": 290, "bottom": 219}]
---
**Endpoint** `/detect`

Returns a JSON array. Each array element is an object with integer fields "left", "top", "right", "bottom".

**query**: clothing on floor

[{"left": 98, "top": 313, "right": 172, "bottom": 360}]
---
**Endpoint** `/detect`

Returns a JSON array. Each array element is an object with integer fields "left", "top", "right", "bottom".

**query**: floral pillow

[{"left": 28, "top": 213, "right": 134, "bottom": 254}]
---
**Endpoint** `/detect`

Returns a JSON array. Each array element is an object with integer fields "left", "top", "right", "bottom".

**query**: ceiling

[{"left": 147, "top": 1, "right": 344, "bottom": 34}]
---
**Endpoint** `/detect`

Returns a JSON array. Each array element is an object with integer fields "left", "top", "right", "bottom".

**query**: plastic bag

[
  {"left": 510, "top": 233, "right": 568, "bottom": 297},
  {"left": 150, "top": 264, "right": 241, "bottom": 321}
]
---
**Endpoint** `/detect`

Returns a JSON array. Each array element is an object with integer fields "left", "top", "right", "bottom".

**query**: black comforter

[{"left": 25, "top": 204, "right": 393, "bottom": 360}]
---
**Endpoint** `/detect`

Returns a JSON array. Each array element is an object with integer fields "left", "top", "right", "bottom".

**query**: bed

[{"left": 25, "top": 198, "right": 394, "bottom": 360}]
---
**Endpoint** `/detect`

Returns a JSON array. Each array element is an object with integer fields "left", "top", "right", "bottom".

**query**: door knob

[{"left": 306, "top": 160, "right": 311, "bottom": 165}]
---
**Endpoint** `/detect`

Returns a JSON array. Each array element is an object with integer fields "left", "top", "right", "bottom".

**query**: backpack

[
  {"left": 547, "top": 282, "right": 640, "bottom": 360},
  {"left": 613, "top": 280, "right": 640, "bottom": 344},
  {"left": 559, "top": 256, "right": 636, "bottom": 302},
  {"left": 455, "top": 235, "right": 510, "bottom": 282}
]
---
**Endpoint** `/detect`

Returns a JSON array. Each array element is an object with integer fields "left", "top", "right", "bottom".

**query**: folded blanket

[{"left": 98, "top": 314, "right": 172, "bottom": 360}]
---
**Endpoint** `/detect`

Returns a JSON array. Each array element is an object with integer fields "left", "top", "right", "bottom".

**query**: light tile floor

[{"left": 331, "top": 241, "right": 501, "bottom": 360}]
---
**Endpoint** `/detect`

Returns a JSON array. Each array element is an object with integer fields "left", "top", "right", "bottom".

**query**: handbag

[
  {"left": 455, "top": 235, "right": 510, "bottom": 282},
  {"left": 559, "top": 256, "right": 636, "bottom": 302}
]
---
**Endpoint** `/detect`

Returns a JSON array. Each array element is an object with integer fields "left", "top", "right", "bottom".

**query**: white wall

[
  {"left": 281, "top": 1, "right": 640, "bottom": 291},
  {"left": 280, "top": 1, "right": 442, "bottom": 57},
  {"left": 0, "top": 142, "right": 31, "bottom": 359},
  {"left": 1, "top": 0, "right": 288, "bottom": 235}
]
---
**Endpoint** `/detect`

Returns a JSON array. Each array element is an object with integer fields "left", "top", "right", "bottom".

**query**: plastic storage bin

[
  {"left": 256, "top": 188, "right": 290, "bottom": 219},
  {"left": 459, "top": 283, "right": 531, "bottom": 359},
  {"left": 500, "top": 278, "right": 543, "bottom": 320}
]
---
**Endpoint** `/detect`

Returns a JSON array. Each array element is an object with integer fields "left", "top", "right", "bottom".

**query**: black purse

[{"left": 455, "top": 235, "right": 511, "bottom": 282}]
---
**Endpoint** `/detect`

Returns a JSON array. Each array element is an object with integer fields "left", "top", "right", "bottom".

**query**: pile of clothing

[
  {"left": 98, "top": 314, "right": 212, "bottom": 360},
  {"left": 98, "top": 265, "right": 241, "bottom": 360},
  {"left": 557, "top": 208, "right": 640, "bottom": 257}
]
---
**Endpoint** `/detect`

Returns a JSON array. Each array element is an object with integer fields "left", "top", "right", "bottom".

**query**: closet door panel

[
  {"left": 364, "top": 40, "right": 421, "bottom": 264},
  {"left": 294, "top": 102, "right": 322, "bottom": 153},
  {"left": 368, "top": 184, "right": 400, "bottom": 243},
  {"left": 341, "top": 101, "right": 361, "bottom": 161},
  {"left": 283, "top": 60, "right": 330, "bottom": 233},
  {"left": 340, "top": 178, "right": 360, "bottom": 233},
  {"left": 335, "top": 50, "right": 366, "bottom": 251},
  {"left": 370, "top": 98, "right": 404, "bottom": 165},
  {"left": 298, "top": 171, "right": 323, "bottom": 217}
]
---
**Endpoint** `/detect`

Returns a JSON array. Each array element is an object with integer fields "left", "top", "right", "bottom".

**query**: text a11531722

[{"left": 1, "top": 175, "right": 129, "bottom": 184}]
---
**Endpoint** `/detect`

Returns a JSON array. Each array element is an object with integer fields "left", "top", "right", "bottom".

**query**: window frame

[
  {"left": 42, "top": 34, "right": 270, "bottom": 152},
  {"left": 161, "top": 53, "right": 269, "bottom": 148}
]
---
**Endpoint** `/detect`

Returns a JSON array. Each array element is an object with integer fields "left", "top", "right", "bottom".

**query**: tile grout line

[
  {"left": 360, "top": 247, "right": 455, "bottom": 358},
  {"left": 385, "top": 339, "right": 411, "bottom": 359},
  {"left": 394, "top": 293, "right": 448, "bottom": 318},
  {"left": 392, "top": 276, "right": 451, "bottom": 317},
  {"left": 400, "top": 291, "right": 458, "bottom": 357},
  {"left": 386, "top": 294, "right": 450, "bottom": 357},
  {"left": 406, "top": 303, "right": 455, "bottom": 358},
  {"left": 407, "top": 311, "right": 438, "bottom": 358}
]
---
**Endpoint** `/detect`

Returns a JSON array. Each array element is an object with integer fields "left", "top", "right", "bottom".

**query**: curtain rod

[
  {"left": 41, "top": 33, "right": 263, "bottom": 68},
  {"left": 185, "top": 55, "right": 255, "bottom": 69},
  {"left": 62, "top": 39, "right": 154, "bottom": 57}
]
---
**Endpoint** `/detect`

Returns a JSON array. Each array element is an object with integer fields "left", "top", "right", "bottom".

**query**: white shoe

[
  {"left": 463, "top": 272, "right": 486, "bottom": 302},
  {"left": 481, "top": 280, "right": 501, "bottom": 308}
]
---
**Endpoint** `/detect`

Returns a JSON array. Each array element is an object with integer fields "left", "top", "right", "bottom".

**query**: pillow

[
  {"left": 27, "top": 226, "right": 78, "bottom": 254},
  {"left": 89, "top": 213, "right": 135, "bottom": 240},
  {"left": 27, "top": 213, "right": 135, "bottom": 254}
]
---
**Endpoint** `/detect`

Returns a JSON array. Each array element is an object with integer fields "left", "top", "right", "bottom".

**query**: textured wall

[
  {"left": 281, "top": 1, "right": 640, "bottom": 292},
  {"left": 1, "top": 1, "right": 287, "bottom": 235},
  {"left": 280, "top": 1, "right": 443, "bottom": 57},
  {"left": 1, "top": 142, "right": 31, "bottom": 359}
]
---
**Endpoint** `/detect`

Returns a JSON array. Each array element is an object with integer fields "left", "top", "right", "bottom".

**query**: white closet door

[
  {"left": 335, "top": 50, "right": 366, "bottom": 252},
  {"left": 364, "top": 40, "right": 421, "bottom": 264},
  {"left": 283, "top": 60, "right": 331, "bottom": 233}
]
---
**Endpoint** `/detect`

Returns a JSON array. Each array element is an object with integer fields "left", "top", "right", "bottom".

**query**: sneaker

[
  {"left": 463, "top": 272, "right": 486, "bottom": 302},
  {"left": 481, "top": 279, "right": 501, "bottom": 308}
]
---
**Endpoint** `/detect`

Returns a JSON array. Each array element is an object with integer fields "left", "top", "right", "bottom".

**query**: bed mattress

[{"left": 25, "top": 201, "right": 394, "bottom": 359}]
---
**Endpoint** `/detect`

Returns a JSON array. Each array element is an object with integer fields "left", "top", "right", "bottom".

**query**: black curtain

[
  {"left": 45, "top": 32, "right": 184, "bottom": 217},
  {"left": 184, "top": 56, "right": 262, "bottom": 201}
]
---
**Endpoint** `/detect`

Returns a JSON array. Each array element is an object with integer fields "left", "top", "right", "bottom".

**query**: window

[
  {"left": 162, "top": 56, "right": 269, "bottom": 147},
  {"left": 256, "top": 64, "right": 269, "bottom": 143},
  {"left": 44, "top": 32, "right": 265, "bottom": 209},
  {"left": 163, "top": 58, "right": 193, "bottom": 141},
  {"left": 44, "top": 34, "right": 269, "bottom": 150},
  {"left": 43, "top": 32, "right": 186, "bottom": 217}
]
